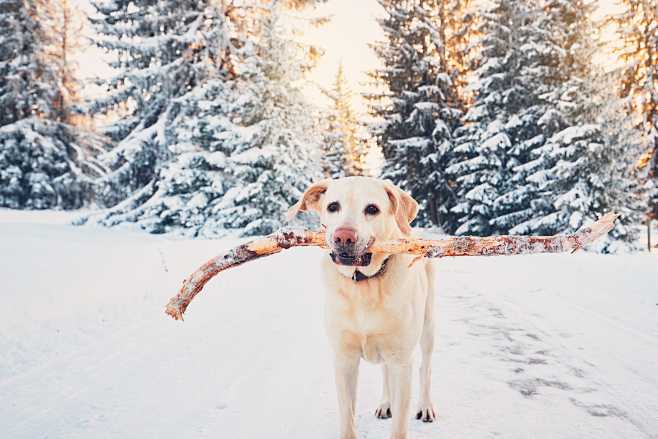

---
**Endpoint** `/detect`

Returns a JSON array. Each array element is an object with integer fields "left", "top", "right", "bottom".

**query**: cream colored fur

[{"left": 289, "top": 176, "right": 437, "bottom": 439}]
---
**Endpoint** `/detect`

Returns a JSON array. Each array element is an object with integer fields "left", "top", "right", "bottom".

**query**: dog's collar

[{"left": 351, "top": 257, "right": 390, "bottom": 282}]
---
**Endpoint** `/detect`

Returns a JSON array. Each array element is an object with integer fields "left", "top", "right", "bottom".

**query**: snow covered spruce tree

[
  {"left": 322, "top": 63, "right": 364, "bottom": 178},
  {"left": 0, "top": 0, "right": 57, "bottom": 127},
  {"left": 89, "top": 0, "right": 323, "bottom": 236},
  {"left": 482, "top": 0, "right": 567, "bottom": 235},
  {"left": 321, "top": 113, "right": 347, "bottom": 178},
  {"left": 368, "top": 0, "right": 463, "bottom": 229},
  {"left": 88, "top": 0, "right": 230, "bottom": 209},
  {"left": 441, "top": 0, "right": 474, "bottom": 106},
  {"left": 447, "top": 0, "right": 638, "bottom": 247},
  {"left": 0, "top": 0, "right": 103, "bottom": 210},
  {"left": 205, "top": 3, "right": 323, "bottom": 236},
  {"left": 447, "top": 0, "right": 544, "bottom": 236},
  {"left": 482, "top": 0, "right": 598, "bottom": 236},
  {"left": 609, "top": 0, "right": 658, "bottom": 221},
  {"left": 48, "top": 0, "right": 84, "bottom": 125},
  {"left": 502, "top": 0, "right": 644, "bottom": 249},
  {"left": 591, "top": 75, "right": 647, "bottom": 249}
]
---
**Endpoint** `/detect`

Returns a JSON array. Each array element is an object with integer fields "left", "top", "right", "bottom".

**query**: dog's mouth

[{"left": 330, "top": 251, "right": 373, "bottom": 267}]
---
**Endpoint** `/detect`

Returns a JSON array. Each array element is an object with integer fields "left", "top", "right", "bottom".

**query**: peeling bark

[{"left": 166, "top": 212, "right": 619, "bottom": 320}]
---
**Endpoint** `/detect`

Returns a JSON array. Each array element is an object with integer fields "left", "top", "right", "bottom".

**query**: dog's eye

[
  {"left": 327, "top": 201, "right": 340, "bottom": 213},
  {"left": 364, "top": 204, "right": 380, "bottom": 216}
]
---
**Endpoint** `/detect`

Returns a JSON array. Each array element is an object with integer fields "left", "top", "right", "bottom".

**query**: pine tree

[
  {"left": 48, "top": 0, "right": 83, "bottom": 124},
  {"left": 486, "top": 0, "right": 599, "bottom": 235},
  {"left": 88, "top": 0, "right": 232, "bottom": 208},
  {"left": 322, "top": 110, "right": 347, "bottom": 178},
  {"left": 448, "top": 0, "right": 637, "bottom": 247},
  {"left": 90, "top": 78, "right": 238, "bottom": 235},
  {"left": 0, "top": 0, "right": 103, "bottom": 210},
  {"left": 210, "top": 3, "right": 323, "bottom": 236},
  {"left": 0, "top": 0, "right": 58, "bottom": 126},
  {"left": 448, "top": 0, "right": 540, "bottom": 236},
  {"left": 88, "top": 0, "right": 323, "bottom": 236},
  {"left": 506, "top": 0, "right": 645, "bottom": 250},
  {"left": 368, "top": 0, "right": 462, "bottom": 229},
  {"left": 483, "top": 0, "right": 559, "bottom": 235},
  {"left": 443, "top": 0, "right": 475, "bottom": 108},
  {"left": 593, "top": 74, "right": 647, "bottom": 250},
  {"left": 609, "top": 0, "right": 658, "bottom": 220},
  {"left": 322, "top": 63, "right": 364, "bottom": 178}
]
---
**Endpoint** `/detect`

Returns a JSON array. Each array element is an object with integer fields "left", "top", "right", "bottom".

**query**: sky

[
  {"left": 302, "top": 0, "right": 384, "bottom": 113},
  {"left": 71, "top": 0, "right": 110, "bottom": 97}
]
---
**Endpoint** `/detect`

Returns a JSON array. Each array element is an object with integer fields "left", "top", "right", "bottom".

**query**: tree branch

[{"left": 165, "top": 212, "right": 619, "bottom": 320}]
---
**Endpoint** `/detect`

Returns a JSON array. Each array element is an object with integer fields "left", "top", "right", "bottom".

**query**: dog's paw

[
  {"left": 415, "top": 404, "right": 437, "bottom": 423},
  {"left": 374, "top": 402, "right": 392, "bottom": 419}
]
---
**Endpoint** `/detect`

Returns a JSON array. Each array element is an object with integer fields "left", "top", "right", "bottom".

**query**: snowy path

[{"left": 1, "top": 212, "right": 657, "bottom": 439}]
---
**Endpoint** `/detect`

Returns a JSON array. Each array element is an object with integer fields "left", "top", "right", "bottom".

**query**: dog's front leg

[
  {"left": 388, "top": 361, "right": 413, "bottom": 439},
  {"left": 334, "top": 353, "right": 360, "bottom": 439}
]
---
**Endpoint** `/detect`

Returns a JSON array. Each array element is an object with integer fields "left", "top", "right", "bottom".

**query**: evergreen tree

[
  {"left": 368, "top": 0, "right": 462, "bottom": 229},
  {"left": 211, "top": 3, "right": 323, "bottom": 236},
  {"left": 508, "top": 0, "right": 645, "bottom": 249},
  {"left": 322, "top": 111, "right": 347, "bottom": 178},
  {"left": 592, "top": 74, "right": 647, "bottom": 250},
  {"left": 48, "top": 0, "right": 83, "bottom": 124},
  {"left": 609, "top": 0, "right": 658, "bottom": 220},
  {"left": 449, "top": 0, "right": 638, "bottom": 248},
  {"left": 89, "top": 0, "right": 323, "bottom": 236},
  {"left": 443, "top": 0, "right": 475, "bottom": 108},
  {"left": 322, "top": 63, "right": 364, "bottom": 178},
  {"left": 484, "top": 0, "right": 560, "bottom": 235},
  {"left": 650, "top": 148, "right": 658, "bottom": 221},
  {"left": 90, "top": 78, "right": 238, "bottom": 235},
  {"left": 0, "top": 0, "right": 103, "bottom": 209},
  {"left": 489, "top": 0, "right": 601, "bottom": 235},
  {"left": 0, "top": 0, "right": 58, "bottom": 126},
  {"left": 447, "top": 0, "right": 539, "bottom": 235},
  {"left": 88, "top": 0, "right": 231, "bottom": 207}
]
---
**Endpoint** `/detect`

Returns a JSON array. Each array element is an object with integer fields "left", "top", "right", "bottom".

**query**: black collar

[{"left": 352, "top": 257, "right": 390, "bottom": 282}]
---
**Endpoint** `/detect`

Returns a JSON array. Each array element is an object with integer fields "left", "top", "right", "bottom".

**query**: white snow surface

[{"left": 1, "top": 210, "right": 657, "bottom": 439}]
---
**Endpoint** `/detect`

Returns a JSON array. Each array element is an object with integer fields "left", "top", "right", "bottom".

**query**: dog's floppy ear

[
  {"left": 287, "top": 179, "right": 331, "bottom": 220},
  {"left": 384, "top": 180, "right": 418, "bottom": 235}
]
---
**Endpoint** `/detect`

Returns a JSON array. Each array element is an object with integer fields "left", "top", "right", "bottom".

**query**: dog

[{"left": 288, "top": 176, "right": 437, "bottom": 439}]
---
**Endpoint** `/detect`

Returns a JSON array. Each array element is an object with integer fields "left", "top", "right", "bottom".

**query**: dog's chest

[
  {"left": 351, "top": 291, "right": 397, "bottom": 332},
  {"left": 327, "top": 280, "right": 410, "bottom": 363},
  {"left": 351, "top": 305, "right": 399, "bottom": 363}
]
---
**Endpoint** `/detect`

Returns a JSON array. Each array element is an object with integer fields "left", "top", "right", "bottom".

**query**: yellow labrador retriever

[{"left": 288, "top": 176, "right": 436, "bottom": 439}]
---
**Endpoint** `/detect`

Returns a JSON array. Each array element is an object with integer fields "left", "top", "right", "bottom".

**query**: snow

[{"left": 2, "top": 210, "right": 657, "bottom": 439}]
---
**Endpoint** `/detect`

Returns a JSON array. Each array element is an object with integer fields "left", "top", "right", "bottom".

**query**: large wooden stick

[{"left": 165, "top": 212, "right": 619, "bottom": 320}]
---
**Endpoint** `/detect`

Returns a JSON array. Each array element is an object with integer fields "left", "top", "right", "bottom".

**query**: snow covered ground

[{"left": 1, "top": 210, "right": 657, "bottom": 439}]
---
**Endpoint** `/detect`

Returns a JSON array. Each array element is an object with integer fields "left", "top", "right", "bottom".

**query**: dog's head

[{"left": 288, "top": 177, "right": 418, "bottom": 276}]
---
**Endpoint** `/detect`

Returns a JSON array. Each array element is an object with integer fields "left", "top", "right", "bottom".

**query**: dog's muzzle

[
  {"left": 329, "top": 227, "right": 374, "bottom": 266},
  {"left": 330, "top": 251, "right": 373, "bottom": 266}
]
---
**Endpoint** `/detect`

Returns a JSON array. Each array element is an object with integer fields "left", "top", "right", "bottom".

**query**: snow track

[{"left": 1, "top": 212, "right": 656, "bottom": 438}]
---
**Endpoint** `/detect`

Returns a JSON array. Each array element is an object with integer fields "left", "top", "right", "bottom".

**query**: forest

[{"left": 1, "top": 0, "right": 657, "bottom": 250}]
